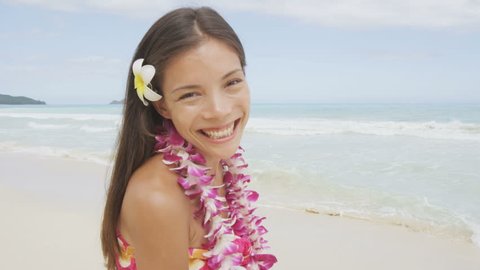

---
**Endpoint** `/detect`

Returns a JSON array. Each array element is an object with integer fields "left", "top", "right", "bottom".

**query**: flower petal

[
  {"left": 132, "top": 58, "right": 143, "bottom": 76},
  {"left": 170, "top": 129, "right": 185, "bottom": 146},
  {"left": 252, "top": 254, "right": 278, "bottom": 270},
  {"left": 141, "top": 64, "right": 155, "bottom": 84},
  {"left": 190, "top": 153, "right": 206, "bottom": 164},
  {"left": 136, "top": 88, "right": 147, "bottom": 106},
  {"left": 144, "top": 86, "right": 162, "bottom": 101},
  {"left": 188, "top": 165, "right": 206, "bottom": 177},
  {"left": 246, "top": 190, "right": 259, "bottom": 202},
  {"left": 189, "top": 259, "right": 206, "bottom": 270}
]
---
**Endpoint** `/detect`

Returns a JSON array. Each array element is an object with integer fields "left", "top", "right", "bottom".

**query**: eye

[
  {"left": 178, "top": 92, "right": 199, "bottom": 100},
  {"left": 226, "top": 79, "right": 243, "bottom": 87}
]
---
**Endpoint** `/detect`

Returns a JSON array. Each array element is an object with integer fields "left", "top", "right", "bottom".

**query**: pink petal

[
  {"left": 257, "top": 226, "right": 268, "bottom": 235},
  {"left": 190, "top": 153, "right": 206, "bottom": 164},
  {"left": 163, "top": 152, "right": 181, "bottom": 162},
  {"left": 198, "top": 175, "right": 214, "bottom": 185},
  {"left": 255, "top": 217, "right": 266, "bottom": 226},
  {"left": 188, "top": 165, "right": 206, "bottom": 177},
  {"left": 246, "top": 190, "right": 259, "bottom": 202},
  {"left": 170, "top": 129, "right": 184, "bottom": 146},
  {"left": 253, "top": 254, "right": 278, "bottom": 270},
  {"left": 177, "top": 177, "right": 192, "bottom": 189}
]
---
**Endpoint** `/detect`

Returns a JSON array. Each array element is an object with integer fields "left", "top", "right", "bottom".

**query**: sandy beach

[{"left": 1, "top": 151, "right": 480, "bottom": 270}]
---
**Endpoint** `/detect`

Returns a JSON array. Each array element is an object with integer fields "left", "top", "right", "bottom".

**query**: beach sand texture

[{"left": 1, "top": 152, "right": 480, "bottom": 270}]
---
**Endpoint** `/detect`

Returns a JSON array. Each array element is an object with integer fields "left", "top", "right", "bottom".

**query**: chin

[
  {"left": 201, "top": 140, "right": 241, "bottom": 161},
  {"left": 219, "top": 145, "right": 241, "bottom": 160}
]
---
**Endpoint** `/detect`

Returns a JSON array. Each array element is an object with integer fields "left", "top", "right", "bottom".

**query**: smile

[{"left": 199, "top": 118, "right": 241, "bottom": 141}]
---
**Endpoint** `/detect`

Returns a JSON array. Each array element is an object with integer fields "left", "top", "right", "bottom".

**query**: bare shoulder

[
  {"left": 123, "top": 154, "right": 186, "bottom": 205},
  {"left": 120, "top": 154, "right": 190, "bottom": 270}
]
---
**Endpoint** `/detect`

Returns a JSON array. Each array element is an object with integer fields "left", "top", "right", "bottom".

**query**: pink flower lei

[{"left": 154, "top": 121, "right": 277, "bottom": 270}]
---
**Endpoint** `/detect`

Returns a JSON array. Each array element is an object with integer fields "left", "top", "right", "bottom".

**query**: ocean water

[{"left": 1, "top": 103, "right": 479, "bottom": 247}]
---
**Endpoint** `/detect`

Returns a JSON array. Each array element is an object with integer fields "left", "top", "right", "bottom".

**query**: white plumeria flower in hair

[{"left": 132, "top": 58, "right": 162, "bottom": 106}]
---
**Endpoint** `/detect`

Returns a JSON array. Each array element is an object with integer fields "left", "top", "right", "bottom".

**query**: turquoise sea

[{"left": 1, "top": 103, "right": 479, "bottom": 247}]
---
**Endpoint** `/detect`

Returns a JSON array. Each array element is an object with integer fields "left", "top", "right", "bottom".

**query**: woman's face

[{"left": 156, "top": 38, "right": 250, "bottom": 162}]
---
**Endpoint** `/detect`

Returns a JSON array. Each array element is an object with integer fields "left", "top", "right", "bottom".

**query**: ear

[{"left": 152, "top": 99, "right": 172, "bottom": 119}]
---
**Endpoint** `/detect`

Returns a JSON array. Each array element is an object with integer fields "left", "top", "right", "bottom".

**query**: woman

[{"left": 101, "top": 6, "right": 277, "bottom": 270}]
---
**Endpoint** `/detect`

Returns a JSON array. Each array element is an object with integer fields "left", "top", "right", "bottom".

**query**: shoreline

[
  {"left": 258, "top": 203, "right": 477, "bottom": 247},
  {"left": 258, "top": 206, "right": 480, "bottom": 270},
  {"left": 1, "top": 151, "right": 480, "bottom": 269}
]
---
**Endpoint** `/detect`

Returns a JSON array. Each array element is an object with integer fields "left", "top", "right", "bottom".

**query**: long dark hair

[{"left": 101, "top": 6, "right": 246, "bottom": 270}]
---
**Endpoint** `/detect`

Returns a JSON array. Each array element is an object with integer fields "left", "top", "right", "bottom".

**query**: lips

[{"left": 199, "top": 118, "right": 241, "bottom": 140}]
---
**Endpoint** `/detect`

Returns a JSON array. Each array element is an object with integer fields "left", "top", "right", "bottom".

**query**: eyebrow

[{"left": 171, "top": 68, "right": 243, "bottom": 94}]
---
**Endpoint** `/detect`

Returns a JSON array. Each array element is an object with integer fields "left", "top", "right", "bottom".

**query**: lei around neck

[{"left": 154, "top": 121, "right": 277, "bottom": 270}]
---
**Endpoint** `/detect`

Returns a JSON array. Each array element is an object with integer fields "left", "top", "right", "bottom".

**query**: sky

[{"left": 0, "top": 0, "right": 479, "bottom": 104}]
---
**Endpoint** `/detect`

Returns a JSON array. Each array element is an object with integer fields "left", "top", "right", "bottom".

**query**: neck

[{"left": 205, "top": 158, "right": 224, "bottom": 186}]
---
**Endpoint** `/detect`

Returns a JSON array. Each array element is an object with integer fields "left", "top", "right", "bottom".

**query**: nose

[{"left": 202, "top": 89, "right": 232, "bottom": 120}]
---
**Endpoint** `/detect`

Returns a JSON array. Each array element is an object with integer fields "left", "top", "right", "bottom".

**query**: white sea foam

[
  {"left": 472, "top": 224, "right": 480, "bottom": 247},
  {"left": 249, "top": 166, "right": 480, "bottom": 247},
  {"left": 27, "top": 122, "right": 70, "bottom": 130},
  {"left": 0, "top": 112, "right": 120, "bottom": 121},
  {"left": 459, "top": 216, "right": 480, "bottom": 247},
  {"left": 246, "top": 118, "right": 480, "bottom": 141},
  {"left": 80, "top": 125, "right": 117, "bottom": 133},
  {"left": 0, "top": 141, "right": 111, "bottom": 165}
]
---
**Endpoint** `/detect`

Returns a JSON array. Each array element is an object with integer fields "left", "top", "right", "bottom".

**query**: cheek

[
  {"left": 171, "top": 115, "right": 191, "bottom": 133},
  {"left": 240, "top": 89, "right": 251, "bottom": 112},
  {"left": 169, "top": 106, "right": 202, "bottom": 138}
]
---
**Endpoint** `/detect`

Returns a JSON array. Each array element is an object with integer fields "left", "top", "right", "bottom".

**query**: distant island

[
  {"left": 0, "top": 94, "right": 46, "bottom": 105},
  {"left": 110, "top": 99, "right": 124, "bottom": 104}
]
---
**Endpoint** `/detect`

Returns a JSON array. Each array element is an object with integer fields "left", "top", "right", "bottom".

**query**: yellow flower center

[
  {"left": 120, "top": 246, "right": 135, "bottom": 261},
  {"left": 134, "top": 75, "right": 145, "bottom": 93}
]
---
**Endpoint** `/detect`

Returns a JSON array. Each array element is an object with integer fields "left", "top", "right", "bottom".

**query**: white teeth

[{"left": 202, "top": 122, "right": 235, "bottom": 139}]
